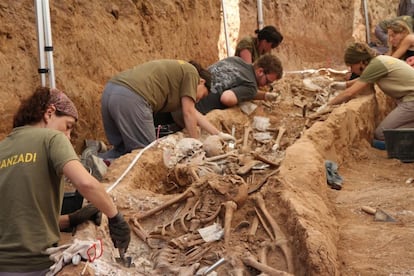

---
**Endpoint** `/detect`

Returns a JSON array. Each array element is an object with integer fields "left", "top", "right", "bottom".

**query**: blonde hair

[
  {"left": 387, "top": 20, "right": 412, "bottom": 53},
  {"left": 387, "top": 19, "right": 411, "bottom": 34}
]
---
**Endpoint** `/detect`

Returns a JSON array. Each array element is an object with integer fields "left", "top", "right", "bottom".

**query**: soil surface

[{"left": 2, "top": 1, "right": 413, "bottom": 275}]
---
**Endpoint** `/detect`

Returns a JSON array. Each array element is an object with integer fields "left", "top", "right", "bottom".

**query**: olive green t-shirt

[
  {"left": 359, "top": 55, "right": 414, "bottom": 102},
  {"left": 235, "top": 36, "right": 260, "bottom": 62},
  {"left": 110, "top": 59, "right": 199, "bottom": 113},
  {"left": 0, "top": 126, "right": 78, "bottom": 272}
]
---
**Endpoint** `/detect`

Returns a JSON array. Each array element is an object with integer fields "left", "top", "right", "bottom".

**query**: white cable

[{"left": 106, "top": 139, "right": 161, "bottom": 193}]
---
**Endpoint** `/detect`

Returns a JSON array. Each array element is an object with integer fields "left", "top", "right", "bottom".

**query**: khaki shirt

[
  {"left": 0, "top": 126, "right": 78, "bottom": 272},
  {"left": 110, "top": 59, "right": 199, "bottom": 113},
  {"left": 360, "top": 55, "right": 414, "bottom": 102}
]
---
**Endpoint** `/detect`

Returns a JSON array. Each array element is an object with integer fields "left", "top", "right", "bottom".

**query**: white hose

[{"left": 106, "top": 139, "right": 161, "bottom": 193}]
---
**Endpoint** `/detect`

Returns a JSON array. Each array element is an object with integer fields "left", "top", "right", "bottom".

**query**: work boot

[
  {"left": 80, "top": 146, "right": 107, "bottom": 181},
  {"left": 85, "top": 139, "right": 107, "bottom": 153}
]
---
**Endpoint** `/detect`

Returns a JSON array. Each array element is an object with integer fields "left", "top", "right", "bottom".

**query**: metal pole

[
  {"left": 42, "top": 0, "right": 55, "bottom": 88},
  {"left": 221, "top": 0, "right": 230, "bottom": 57},
  {"left": 363, "top": 0, "right": 371, "bottom": 44},
  {"left": 257, "top": 0, "right": 264, "bottom": 30},
  {"left": 34, "top": 0, "right": 46, "bottom": 86}
]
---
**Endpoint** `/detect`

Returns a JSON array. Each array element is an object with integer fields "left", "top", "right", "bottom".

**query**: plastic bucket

[{"left": 383, "top": 128, "right": 414, "bottom": 163}]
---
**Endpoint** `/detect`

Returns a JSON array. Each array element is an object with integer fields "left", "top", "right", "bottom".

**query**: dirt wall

[{"left": 0, "top": 0, "right": 398, "bottom": 150}]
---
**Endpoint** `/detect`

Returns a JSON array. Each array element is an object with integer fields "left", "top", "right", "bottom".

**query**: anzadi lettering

[{"left": 0, "top": 153, "right": 37, "bottom": 169}]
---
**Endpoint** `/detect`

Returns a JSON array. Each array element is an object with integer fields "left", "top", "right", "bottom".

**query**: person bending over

[
  {"left": 326, "top": 42, "right": 414, "bottom": 147},
  {"left": 100, "top": 59, "right": 235, "bottom": 160},
  {"left": 386, "top": 19, "right": 414, "bottom": 66},
  {"left": 235, "top": 25, "right": 283, "bottom": 64},
  {"left": 194, "top": 54, "right": 283, "bottom": 115}
]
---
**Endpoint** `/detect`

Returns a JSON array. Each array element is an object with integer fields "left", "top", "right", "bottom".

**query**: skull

[
  {"left": 176, "top": 138, "right": 203, "bottom": 155},
  {"left": 203, "top": 135, "right": 226, "bottom": 157}
]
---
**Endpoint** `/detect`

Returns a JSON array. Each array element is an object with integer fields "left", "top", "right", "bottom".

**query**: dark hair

[
  {"left": 255, "top": 25, "right": 283, "bottom": 48},
  {"left": 13, "top": 86, "right": 51, "bottom": 127},
  {"left": 344, "top": 42, "right": 377, "bottom": 65},
  {"left": 254, "top": 54, "right": 284, "bottom": 79},
  {"left": 188, "top": 60, "right": 212, "bottom": 92}
]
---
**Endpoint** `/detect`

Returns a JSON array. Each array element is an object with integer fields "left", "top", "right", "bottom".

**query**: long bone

[
  {"left": 223, "top": 201, "right": 237, "bottom": 245},
  {"left": 242, "top": 252, "right": 293, "bottom": 276},
  {"left": 255, "top": 206, "right": 275, "bottom": 240},
  {"left": 241, "top": 125, "right": 253, "bottom": 154},
  {"left": 252, "top": 152, "right": 281, "bottom": 167},
  {"left": 134, "top": 188, "right": 197, "bottom": 220},
  {"left": 205, "top": 150, "right": 238, "bottom": 162},
  {"left": 259, "top": 241, "right": 274, "bottom": 265},
  {"left": 272, "top": 126, "right": 286, "bottom": 152},
  {"left": 131, "top": 217, "right": 149, "bottom": 241},
  {"left": 131, "top": 218, "right": 170, "bottom": 248},
  {"left": 247, "top": 215, "right": 259, "bottom": 242},
  {"left": 253, "top": 193, "right": 294, "bottom": 274}
]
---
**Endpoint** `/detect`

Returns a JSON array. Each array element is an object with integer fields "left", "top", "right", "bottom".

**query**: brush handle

[{"left": 361, "top": 206, "right": 376, "bottom": 215}]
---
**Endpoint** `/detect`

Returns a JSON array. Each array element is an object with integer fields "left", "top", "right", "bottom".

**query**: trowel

[
  {"left": 115, "top": 248, "right": 134, "bottom": 268},
  {"left": 361, "top": 206, "right": 396, "bottom": 222}
]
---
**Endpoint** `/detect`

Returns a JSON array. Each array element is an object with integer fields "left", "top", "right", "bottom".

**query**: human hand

[
  {"left": 406, "top": 56, "right": 414, "bottom": 67},
  {"left": 69, "top": 204, "right": 102, "bottom": 227},
  {"left": 218, "top": 131, "right": 236, "bottom": 141},
  {"left": 329, "top": 81, "right": 347, "bottom": 90},
  {"left": 108, "top": 212, "right": 131, "bottom": 250},
  {"left": 264, "top": 92, "right": 278, "bottom": 101},
  {"left": 315, "top": 103, "right": 333, "bottom": 115}
]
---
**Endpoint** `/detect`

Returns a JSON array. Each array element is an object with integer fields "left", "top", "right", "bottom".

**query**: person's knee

[
  {"left": 374, "top": 25, "right": 388, "bottom": 46},
  {"left": 374, "top": 127, "right": 385, "bottom": 140}
]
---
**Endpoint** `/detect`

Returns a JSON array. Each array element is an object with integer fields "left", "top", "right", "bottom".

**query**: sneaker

[
  {"left": 81, "top": 147, "right": 107, "bottom": 181},
  {"left": 325, "top": 160, "right": 343, "bottom": 190},
  {"left": 372, "top": 139, "right": 386, "bottom": 150},
  {"left": 85, "top": 139, "right": 107, "bottom": 153}
]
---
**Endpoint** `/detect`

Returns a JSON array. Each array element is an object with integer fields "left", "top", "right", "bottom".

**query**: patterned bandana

[{"left": 49, "top": 88, "right": 78, "bottom": 121}]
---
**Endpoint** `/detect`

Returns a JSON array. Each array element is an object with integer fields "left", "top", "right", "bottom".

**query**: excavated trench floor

[{"left": 60, "top": 70, "right": 414, "bottom": 276}]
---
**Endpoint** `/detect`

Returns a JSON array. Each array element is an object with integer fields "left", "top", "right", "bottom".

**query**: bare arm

[
  {"left": 181, "top": 96, "right": 222, "bottom": 136},
  {"left": 195, "top": 110, "right": 220, "bottom": 135},
  {"left": 220, "top": 90, "right": 238, "bottom": 107},
  {"left": 181, "top": 96, "right": 200, "bottom": 138},
  {"left": 328, "top": 80, "right": 370, "bottom": 105},
  {"left": 59, "top": 215, "right": 70, "bottom": 229},
  {"left": 238, "top": 49, "right": 253, "bottom": 63},
  {"left": 391, "top": 35, "right": 414, "bottom": 59},
  {"left": 63, "top": 160, "right": 118, "bottom": 219},
  {"left": 254, "top": 91, "right": 266, "bottom": 100}
]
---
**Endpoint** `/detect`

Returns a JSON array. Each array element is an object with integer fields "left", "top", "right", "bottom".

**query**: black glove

[
  {"left": 68, "top": 204, "right": 102, "bottom": 227},
  {"left": 108, "top": 212, "right": 131, "bottom": 250}
]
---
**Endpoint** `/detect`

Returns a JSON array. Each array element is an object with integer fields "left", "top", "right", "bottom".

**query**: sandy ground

[{"left": 59, "top": 71, "right": 414, "bottom": 275}]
